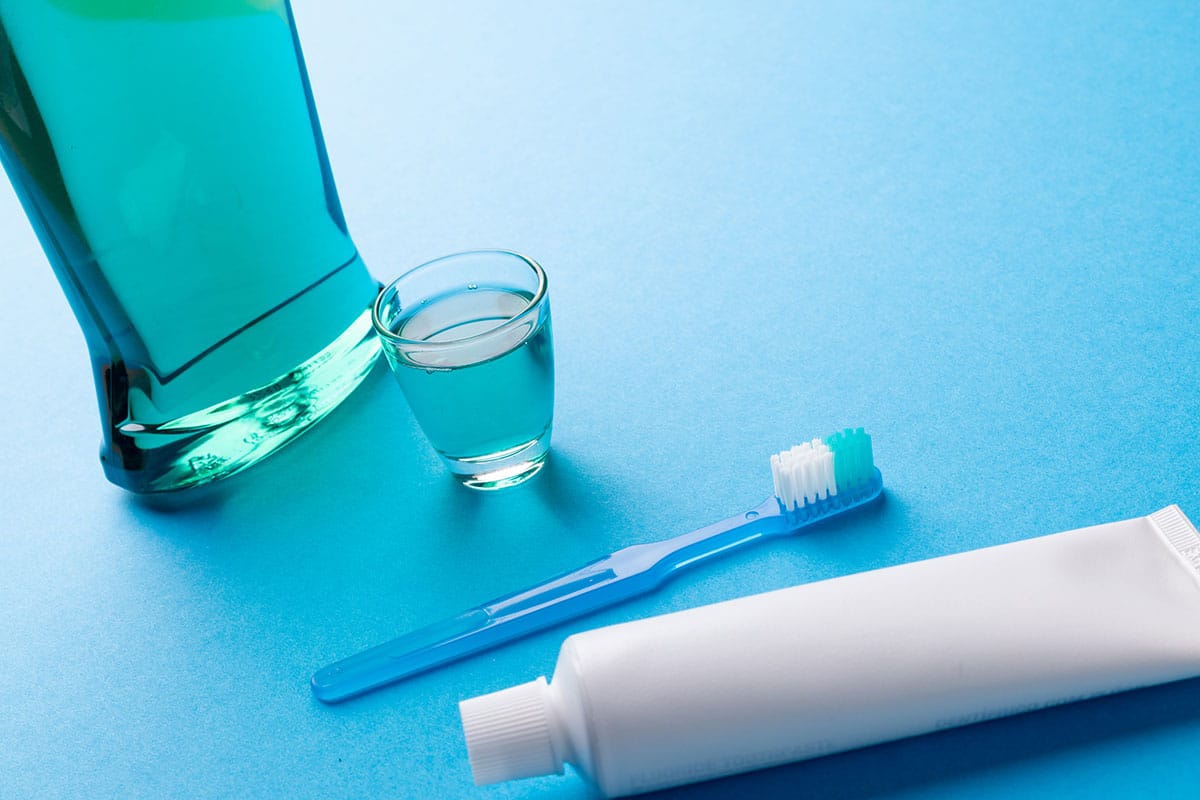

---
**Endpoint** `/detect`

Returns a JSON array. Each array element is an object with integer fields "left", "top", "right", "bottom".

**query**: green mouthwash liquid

[
  {"left": 0, "top": 0, "right": 380, "bottom": 493},
  {"left": 386, "top": 288, "right": 554, "bottom": 461}
]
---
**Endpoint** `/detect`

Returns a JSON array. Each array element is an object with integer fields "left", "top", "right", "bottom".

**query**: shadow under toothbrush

[{"left": 634, "top": 674, "right": 1200, "bottom": 800}]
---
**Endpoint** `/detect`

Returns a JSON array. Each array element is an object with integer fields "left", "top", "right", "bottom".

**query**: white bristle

[{"left": 770, "top": 439, "right": 836, "bottom": 511}]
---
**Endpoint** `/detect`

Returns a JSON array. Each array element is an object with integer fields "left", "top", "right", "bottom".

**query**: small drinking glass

[{"left": 373, "top": 250, "right": 554, "bottom": 489}]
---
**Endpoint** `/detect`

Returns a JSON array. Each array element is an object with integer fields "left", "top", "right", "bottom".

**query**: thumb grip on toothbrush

[
  {"left": 311, "top": 551, "right": 663, "bottom": 703},
  {"left": 311, "top": 608, "right": 491, "bottom": 702},
  {"left": 311, "top": 506, "right": 797, "bottom": 703}
]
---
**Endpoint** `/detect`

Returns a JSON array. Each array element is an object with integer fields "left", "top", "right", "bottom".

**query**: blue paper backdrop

[{"left": 2, "top": 1, "right": 1198, "bottom": 797}]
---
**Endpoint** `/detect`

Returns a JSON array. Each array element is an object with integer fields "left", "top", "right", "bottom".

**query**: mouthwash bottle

[{"left": 0, "top": 0, "right": 380, "bottom": 493}]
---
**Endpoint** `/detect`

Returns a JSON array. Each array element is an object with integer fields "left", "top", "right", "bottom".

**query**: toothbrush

[{"left": 312, "top": 427, "right": 883, "bottom": 703}]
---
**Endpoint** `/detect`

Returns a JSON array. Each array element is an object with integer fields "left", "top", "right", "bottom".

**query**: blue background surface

[{"left": 2, "top": 1, "right": 1199, "bottom": 797}]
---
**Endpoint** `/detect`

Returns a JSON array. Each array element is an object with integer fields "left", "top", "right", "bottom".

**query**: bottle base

[{"left": 101, "top": 308, "right": 381, "bottom": 494}]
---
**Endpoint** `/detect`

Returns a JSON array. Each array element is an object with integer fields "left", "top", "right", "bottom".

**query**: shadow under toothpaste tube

[{"left": 459, "top": 505, "right": 1200, "bottom": 797}]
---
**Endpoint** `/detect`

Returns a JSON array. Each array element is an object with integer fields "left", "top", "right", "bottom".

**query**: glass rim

[{"left": 371, "top": 249, "right": 547, "bottom": 350}]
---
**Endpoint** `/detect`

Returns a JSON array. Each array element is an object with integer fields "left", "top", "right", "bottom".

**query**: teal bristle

[{"left": 825, "top": 427, "right": 874, "bottom": 491}]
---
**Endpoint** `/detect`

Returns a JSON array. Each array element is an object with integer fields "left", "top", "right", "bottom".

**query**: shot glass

[{"left": 373, "top": 250, "right": 554, "bottom": 489}]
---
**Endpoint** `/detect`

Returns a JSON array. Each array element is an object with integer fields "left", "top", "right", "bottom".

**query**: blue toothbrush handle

[
  {"left": 310, "top": 552, "right": 649, "bottom": 703},
  {"left": 311, "top": 504, "right": 784, "bottom": 703},
  {"left": 310, "top": 467, "right": 886, "bottom": 704}
]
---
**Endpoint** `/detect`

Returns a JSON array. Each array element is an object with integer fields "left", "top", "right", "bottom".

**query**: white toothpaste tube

[{"left": 459, "top": 505, "right": 1200, "bottom": 796}]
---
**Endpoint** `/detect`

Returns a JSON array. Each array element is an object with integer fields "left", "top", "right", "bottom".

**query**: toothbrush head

[{"left": 770, "top": 428, "right": 878, "bottom": 515}]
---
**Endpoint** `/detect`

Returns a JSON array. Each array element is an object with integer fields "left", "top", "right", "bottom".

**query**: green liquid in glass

[
  {"left": 387, "top": 288, "right": 554, "bottom": 461},
  {"left": 0, "top": 0, "right": 380, "bottom": 492}
]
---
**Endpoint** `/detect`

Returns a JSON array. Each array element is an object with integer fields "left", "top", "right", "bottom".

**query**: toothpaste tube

[{"left": 459, "top": 506, "right": 1200, "bottom": 796}]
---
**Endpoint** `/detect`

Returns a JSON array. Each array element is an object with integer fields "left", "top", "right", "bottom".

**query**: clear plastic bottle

[{"left": 0, "top": 0, "right": 379, "bottom": 493}]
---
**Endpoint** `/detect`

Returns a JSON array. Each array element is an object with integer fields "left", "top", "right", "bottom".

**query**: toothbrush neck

[{"left": 650, "top": 498, "right": 787, "bottom": 575}]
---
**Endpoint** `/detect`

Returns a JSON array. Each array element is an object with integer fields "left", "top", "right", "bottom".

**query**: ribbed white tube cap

[{"left": 459, "top": 677, "right": 561, "bottom": 786}]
